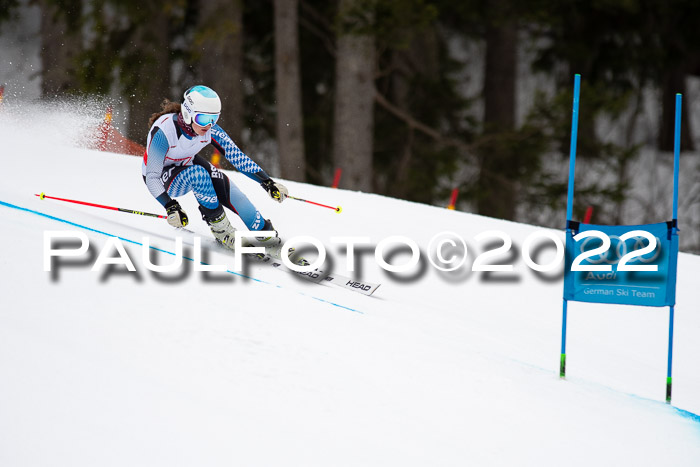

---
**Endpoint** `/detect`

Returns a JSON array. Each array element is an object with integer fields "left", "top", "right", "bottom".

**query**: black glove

[
  {"left": 261, "top": 179, "right": 288, "bottom": 203},
  {"left": 165, "top": 199, "right": 188, "bottom": 227}
]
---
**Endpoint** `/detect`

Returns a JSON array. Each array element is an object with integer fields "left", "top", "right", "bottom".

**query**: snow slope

[{"left": 1, "top": 102, "right": 699, "bottom": 466}]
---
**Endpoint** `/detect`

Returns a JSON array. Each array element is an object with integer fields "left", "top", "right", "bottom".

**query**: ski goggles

[{"left": 192, "top": 112, "right": 220, "bottom": 127}]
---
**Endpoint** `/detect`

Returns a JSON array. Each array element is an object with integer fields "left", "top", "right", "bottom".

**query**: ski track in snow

[{"left": 0, "top": 198, "right": 364, "bottom": 314}]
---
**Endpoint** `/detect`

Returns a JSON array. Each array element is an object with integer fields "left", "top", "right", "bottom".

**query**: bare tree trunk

[
  {"left": 333, "top": 0, "right": 375, "bottom": 192},
  {"left": 196, "top": 0, "right": 245, "bottom": 144},
  {"left": 477, "top": 13, "right": 517, "bottom": 220},
  {"left": 125, "top": 12, "right": 171, "bottom": 144},
  {"left": 39, "top": 0, "right": 82, "bottom": 98},
  {"left": 274, "top": 0, "right": 306, "bottom": 181},
  {"left": 387, "top": 28, "right": 439, "bottom": 199}
]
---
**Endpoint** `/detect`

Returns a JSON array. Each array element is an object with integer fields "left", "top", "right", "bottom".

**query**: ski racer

[{"left": 142, "top": 85, "right": 288, "bottom": 252}]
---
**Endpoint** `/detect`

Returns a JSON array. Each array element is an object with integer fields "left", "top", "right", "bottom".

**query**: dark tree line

[{"left": 6, "top": 0, "right": 700, "bottom": 224}]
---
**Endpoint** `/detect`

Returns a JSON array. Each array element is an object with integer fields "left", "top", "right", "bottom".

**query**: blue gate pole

[
  {"left": 666, "top": 94, "right": 681, "bottom": 404},
  {"left": 667, "top": 306, "right": 675, "bottom": 403},
  {"left": 561, "top": 299, "right": 568, "bottom": 378},
  {"left": 566, "top": 74, "right": 581, "bottom": 222},
  {"left": 673, "top": 93, "right": 681, "bottom": 221},
  {"left": 562, "top": 74, "right": 580, "bottom": 379}
]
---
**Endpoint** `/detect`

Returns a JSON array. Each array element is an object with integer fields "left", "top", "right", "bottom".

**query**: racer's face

[{"left": 192, "top": 122, "right": 211, "bottom": 136}]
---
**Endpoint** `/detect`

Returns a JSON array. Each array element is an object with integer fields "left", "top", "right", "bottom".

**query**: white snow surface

[{"left": 1, "top": 103, "right": 699, "bottom": 466}]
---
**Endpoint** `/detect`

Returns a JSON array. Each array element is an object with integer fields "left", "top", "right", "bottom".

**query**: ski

[
  {"left": 247, "top": 252, "right": 381, "bottom": 296},
  {"left": 175, "top": 233, "right": 381, "bottom": 296}
]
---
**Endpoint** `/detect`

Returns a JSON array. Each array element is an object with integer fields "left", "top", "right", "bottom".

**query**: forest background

[{"left": 2, "top": 0, "right": 700, "bottom": 252}]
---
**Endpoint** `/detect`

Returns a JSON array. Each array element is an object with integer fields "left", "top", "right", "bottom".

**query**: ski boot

[
  {"left": 201, "top": 207, "right": 237, "bottom": 251},
  {"left": 255, "top": 218, "right": 282, "bottom": 247},
  {"left": 253, "top": 219, "right": 309, "bottom": 266}
]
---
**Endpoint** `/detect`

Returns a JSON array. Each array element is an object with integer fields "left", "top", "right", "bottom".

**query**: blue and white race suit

[{"left": 142, "top": 113, "right": 269, "bottom": 230}]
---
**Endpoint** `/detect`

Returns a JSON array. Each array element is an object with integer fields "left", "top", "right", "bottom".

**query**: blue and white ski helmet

[{"left": 181, "top": 85, "right": 221, "bottom": 125}]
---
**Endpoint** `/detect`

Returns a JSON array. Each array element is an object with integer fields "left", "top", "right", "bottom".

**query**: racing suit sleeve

[
  {"left": 144, "top": 127, "right": 173, "bottom": 207},
  {"left": 210, "top": 124, "right": 272, "bottom": 184}
]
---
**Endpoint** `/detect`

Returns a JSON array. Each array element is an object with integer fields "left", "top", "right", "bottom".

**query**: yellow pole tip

[
  {"left": 336, "top": 206, "right": 342, "bottom": 213},
  {"left": 40, "top": 192, "right": 45, "bottom": 200}
]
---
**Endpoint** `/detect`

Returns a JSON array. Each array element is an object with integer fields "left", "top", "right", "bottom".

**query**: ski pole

[
  {"left": 35, "top": 192, "right": 166, "bottom": 219},
  {"left": 288, "top": 195, "right": 342, "bottom": 213}
]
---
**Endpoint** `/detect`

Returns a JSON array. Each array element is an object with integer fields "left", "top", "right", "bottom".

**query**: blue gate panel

[{"left": 564, "top": 222, "right": 679, "bottom": 307}]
